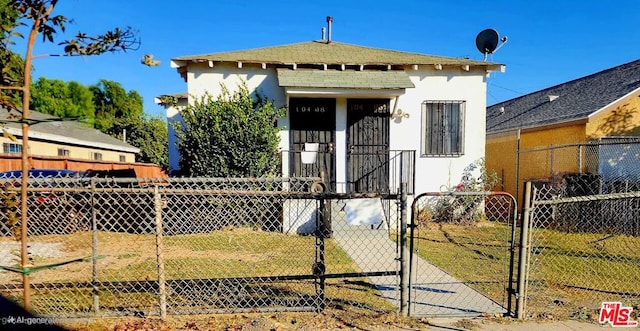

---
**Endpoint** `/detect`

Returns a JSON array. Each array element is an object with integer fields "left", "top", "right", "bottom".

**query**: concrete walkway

[{"left": 332, "top": 212, "right": 505, "bottom": 317}]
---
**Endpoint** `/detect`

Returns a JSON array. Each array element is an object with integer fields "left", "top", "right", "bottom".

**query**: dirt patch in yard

[{"left": 63, "top": 307, "right": 431, "bottom": 331}]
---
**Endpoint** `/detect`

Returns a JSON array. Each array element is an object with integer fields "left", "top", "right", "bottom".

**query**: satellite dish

[
  {"left": 475, "top": 28, "right": 506, "bottom": 61},
  {"left": 476, "top": 29, "right": 499, "bottom": 54}
]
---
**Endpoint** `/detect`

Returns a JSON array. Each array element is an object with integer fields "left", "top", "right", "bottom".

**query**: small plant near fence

[{"left": 418, "top": 158, "right": 499, "bottom": 225}]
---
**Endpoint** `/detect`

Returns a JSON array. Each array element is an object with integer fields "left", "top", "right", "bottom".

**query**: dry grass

[
  {"left": 411, "top": 221, "right": 515, "bottom": 307},
  {"left": 2, "top": 228, "right": 397, "bottom": 320},
  {"left": 524, "top": 227, "right": 640, "bottom": 319},
  {"left": 410, "top": 221, "right": 640, "bottom": 320},
  {"left": 62, "top": 306, "right": 430, "bottom": 331}
]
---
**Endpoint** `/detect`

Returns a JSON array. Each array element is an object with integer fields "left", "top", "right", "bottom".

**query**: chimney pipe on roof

[
  {"left": 326, "top": 16, "right": 333, "bottom": 43},
  {"left": 321, "top": 27, "right": 326, "bottom": 41}
]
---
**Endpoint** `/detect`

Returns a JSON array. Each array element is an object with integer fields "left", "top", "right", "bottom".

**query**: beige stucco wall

[
  {"left": 0, "top": 136, "right": 135, "bottom": 163},
  {"left": 486, "top": 123, "right": 587, "bottom": 203},
  {"left": 485, "top": 131, "right": 518, "bottom": 193},
  {"left": 587, "top": 92, "right": 640, "bottom": 138},
  {"left": 519, "top": 123, "right": 587, "bottom": 179}
]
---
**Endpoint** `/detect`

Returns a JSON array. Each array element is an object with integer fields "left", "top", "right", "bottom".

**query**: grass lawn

[
  {"left": 1, "top": 228, "right": 395, "bottom": 317},
  {"left": 410, "top": 221, "right": 516, "bottom": 309},
  {"left": 410, "top": 221, "right": 640, "bottom": 319},
  {"left": 525, "top": 227, "right": 640, "bottom": 318}
]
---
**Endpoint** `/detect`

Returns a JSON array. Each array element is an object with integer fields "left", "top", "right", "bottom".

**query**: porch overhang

[
  {"left": 276, "top": 68, "right": 414, "bottom": 92},
  {"left": 283, "top": 87, "right": 407, "bottom": 98}
]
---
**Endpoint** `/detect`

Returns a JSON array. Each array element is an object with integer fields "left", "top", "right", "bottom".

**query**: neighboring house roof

[
  {"left": 487, "top": 59, "right": 640, "bottom": 133},
  {"left": 172, "top": 40, "right": 503, "bottom": 70},
  {"left": 154, "top": 92, "right": 188, "bottom": 105},
  {"left": 0, "top": 108, "right": 140, "bottom": 153},
  {"left": 162, "top": 92, "right": 188, "bottom": 99},
  {"left": 276, "top": 68, "right": 415, "bottom": 89}
]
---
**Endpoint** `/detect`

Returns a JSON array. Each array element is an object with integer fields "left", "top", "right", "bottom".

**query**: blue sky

[{"left": 11, "top": 0, "right": 640, "bottom": 118}]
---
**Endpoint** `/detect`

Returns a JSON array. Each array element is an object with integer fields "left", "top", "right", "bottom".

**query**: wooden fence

[{"left": 0, "top": 154, "right": 166, "bottom": 178}]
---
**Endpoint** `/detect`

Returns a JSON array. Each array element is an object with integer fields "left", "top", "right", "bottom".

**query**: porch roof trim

[{"left": 276, "top": 68, "right": 415, "bottom": 89}]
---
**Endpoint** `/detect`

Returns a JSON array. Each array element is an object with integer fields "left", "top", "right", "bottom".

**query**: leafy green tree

[
  {"left": 30, "top": 77, "right": 95, "bottom": 120},
  {"left": 0, "top": 0, "right": 23, "bottom": 108},
  {"left": 173, "top": 84, "right": 285, "bottom": 177},
  {"left": 29, "top": 77, "right": 167, "bottom": 168},
  {"left": 90, "top": 79, "right": 143, "bottom": 134},
  {"left": 89, "top": 79, "right": 167, "bottom": 168},
  {"left": 127, "top": 114, "right": 168, "bottom": 169}
]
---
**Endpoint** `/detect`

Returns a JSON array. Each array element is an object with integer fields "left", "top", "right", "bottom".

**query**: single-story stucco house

[{"left": 163, "top": 35, "right": 504, "bottom": 195}]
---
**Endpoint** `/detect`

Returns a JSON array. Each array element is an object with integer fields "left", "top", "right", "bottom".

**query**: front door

[
  {"left": 289, "top": 98, "right": 336, "bottom": 190},
  {"left": 347, "top": 99, "right": 390, "bottom": 193}
]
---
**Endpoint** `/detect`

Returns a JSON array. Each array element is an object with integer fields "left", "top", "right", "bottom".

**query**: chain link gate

[
  {"left": 0, "top": 176, "right": 405, "bottom": 318},
  {"left": 409, "top": 191, "right": 519, "bottom": 317}
]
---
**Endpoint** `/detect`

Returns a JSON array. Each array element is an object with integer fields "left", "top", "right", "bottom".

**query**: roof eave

[
  {"left": 4, "top": 127, "right": 140, "bottom": 154},
  {"left": 588, "top": 86, "right": 640, "bottom": 119},
  {"left": 172, "top": 58, "right": 504, "bottom": 70},
  {"left": 487, "top": 117, "right": 589, "bottom": 136},
  {"left": 154, "top": 92, "right": 188, "bottom": 105},
  {"left": 284, "top": 87, "right": 407, "bottom": 97}
]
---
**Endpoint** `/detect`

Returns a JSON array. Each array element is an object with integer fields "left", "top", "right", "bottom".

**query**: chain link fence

[
  {"left": 410, "top": 191, "right": 518, "bottom": 317},
  {"left": 518, "top": 137, "right": 640, "bottom": 199},
  {"left": 0, "top": 175, "right": 404, "bottom": 318},
  {"left": 516, "top": 138, "right": 640, "bottom": 319},
  {"left": 524, "top": 184, "right": 640, "bottom": 319}
]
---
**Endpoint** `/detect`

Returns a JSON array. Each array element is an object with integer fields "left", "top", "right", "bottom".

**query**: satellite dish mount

[{"left": 475, "top": 29, "right": 508, "bottom": 61}]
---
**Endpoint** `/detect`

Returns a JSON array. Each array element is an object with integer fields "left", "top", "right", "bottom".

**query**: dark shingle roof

[
  {"left": 173, "top": 40, "right": 501, "bottom": 68},
  {"left": 0, "top": 108, "right": 139, "bottom": 153},
  {"left": 487, "top": 59, "right": 640, "bottom": 133}
]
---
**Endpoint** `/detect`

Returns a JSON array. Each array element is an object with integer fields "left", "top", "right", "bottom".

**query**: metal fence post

[
  {"left": 315, "top": 197, "right": 327, "bottom": 312},
  {"left": 399, "top": 183, "right": 409, "bottom": 316},
  {"left": 91, "top": 178, "right": 99, "bottom": 314},
  {"left": 516, "top": 181, "right": 532, "bottom": 319},
  {"left": 506, "top": 193, "right": 519, "bottom": 317},
  {"left": 154, "top": 186, "right": 167, "bottom": 320}
]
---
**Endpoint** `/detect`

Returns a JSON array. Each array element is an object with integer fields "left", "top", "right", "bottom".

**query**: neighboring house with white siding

[{"left": 164, "top": 38, "right": 503, "bottom": 194}]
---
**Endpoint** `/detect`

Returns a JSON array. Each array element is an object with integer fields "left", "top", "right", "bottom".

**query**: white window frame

[
  {"left": 421, "top": 100, "right": 465, "bottom": 157},
  {"left": 3, "top": 142, "right": 22, "bottom": 154}
]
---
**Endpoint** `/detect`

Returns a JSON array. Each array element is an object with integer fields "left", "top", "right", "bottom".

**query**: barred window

[
  {"left": 92, "top": 152, "right": 103, "bottom": 161},
  {"left": 119, "top": 155, "right": 126, "bottom": 162},
  {"left": 421, "top": 100, "right": 465, "bottom": 156},
  {"left": 2, "top": 143, "right": 22, "bottom": 154}
]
